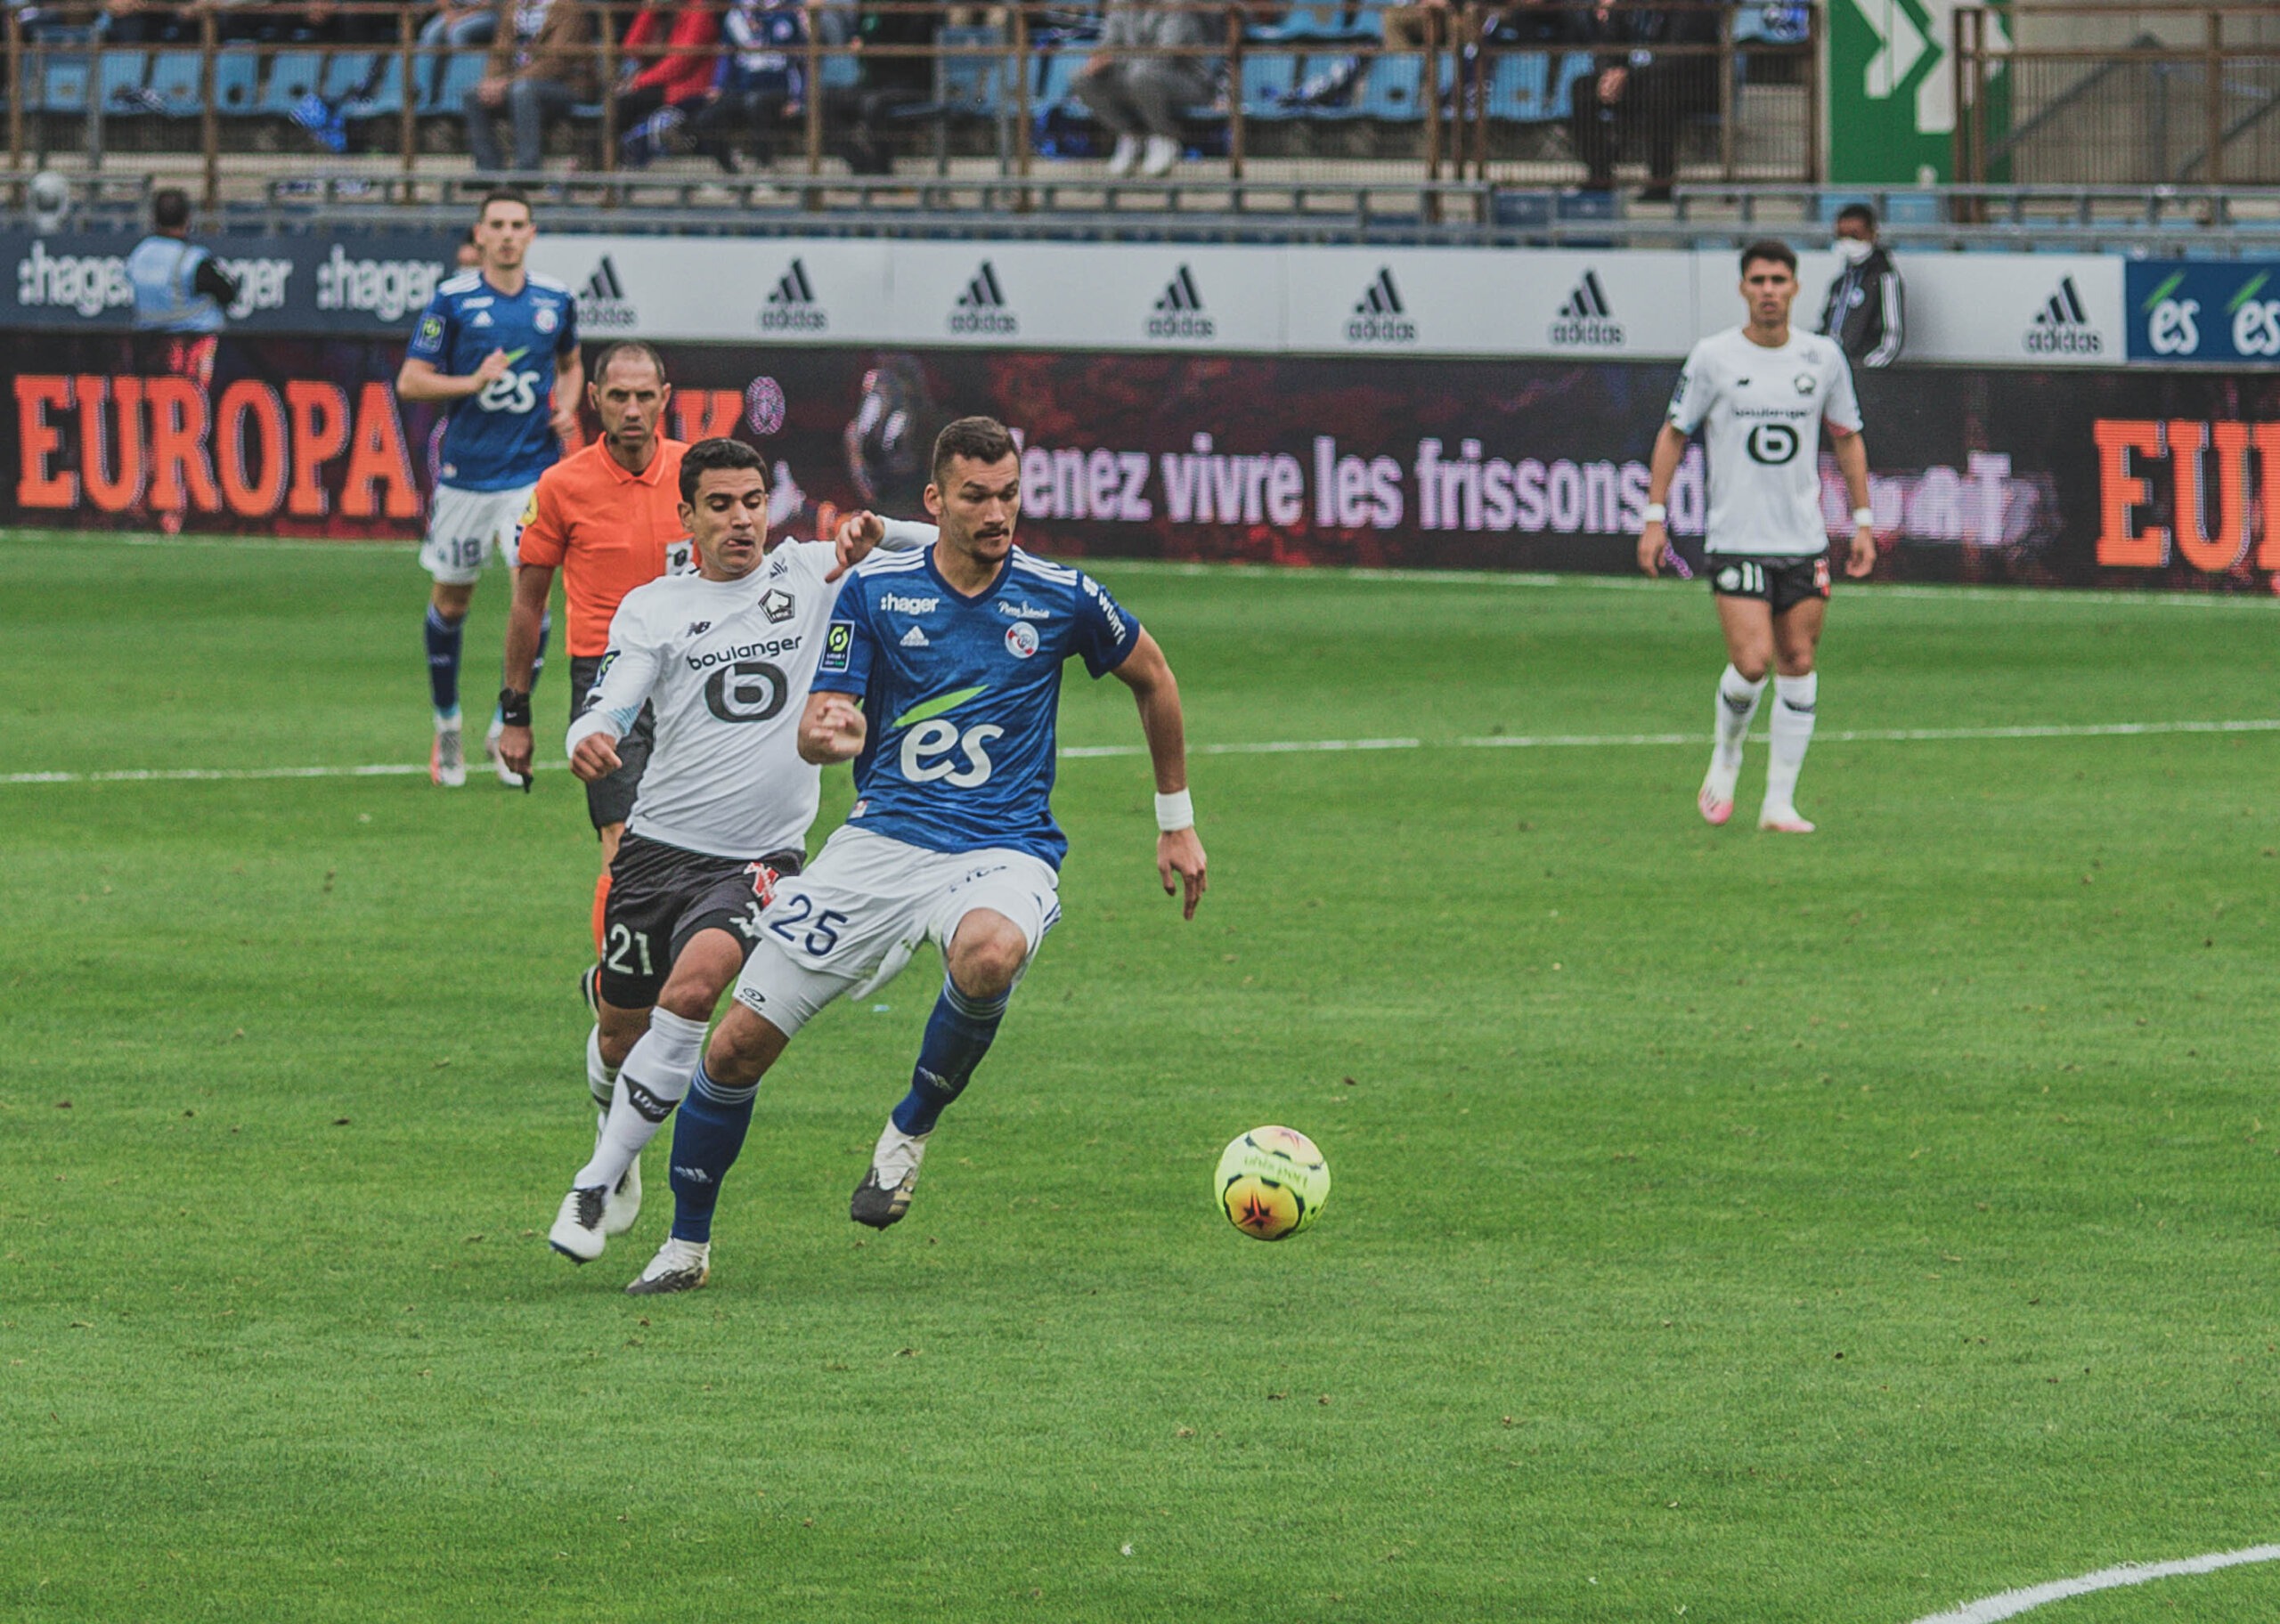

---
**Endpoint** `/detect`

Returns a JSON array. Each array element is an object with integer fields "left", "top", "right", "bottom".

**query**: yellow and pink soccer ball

[{"left": 1215, "top": 1126, "right": 1330, "bottom": 1240}]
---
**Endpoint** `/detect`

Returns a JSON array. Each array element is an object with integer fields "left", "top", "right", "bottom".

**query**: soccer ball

[{"left": 1215, "top": 1126, "right": 1330, "bottom": 1240}]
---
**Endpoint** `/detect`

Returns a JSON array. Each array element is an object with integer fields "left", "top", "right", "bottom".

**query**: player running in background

[
  {"left": 496, "top": 342, "right": 692, "bottom": 952},
  {"left": 623, "top": 416, "right": 1208, "bottom": 1295},
  {"left": 396, "top": 188, "right": 582, "bottom": 787},
  {"left": 1638, "top": 240, "right": 1877, "bottom": 834},
  {"left": 542, "top": 439, "right": 929, "bottom": 1266}
]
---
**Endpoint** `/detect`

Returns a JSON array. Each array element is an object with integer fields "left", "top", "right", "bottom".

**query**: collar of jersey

[
  {"left": 921, "top": 543, "right": 1011, "bottom": 604},
  {"left": 598, "top": 440, "right": 669, "bottom": 485}
]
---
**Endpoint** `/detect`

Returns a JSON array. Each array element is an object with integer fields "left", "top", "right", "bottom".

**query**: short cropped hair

[
  {"left": 152, "top": 188, "right": 191, "bottom": 231},
  {"left": 1740, "top": 238, "right": 1799, "bottom": 276},
  {"left": 1836, "top": 202, "right": 1877, "bottom": 232},
  {"left": 931, "top": 415, "right": 1019, "bottom": 483},
  {"left": 679, "top": 436, "right": 766, "bottom": 505},
  {"left": 477, "top": 187, "right": 532, "bottom": 222},
  {"left": 592, "top": 342, "right": 667, "bottom": 387}
]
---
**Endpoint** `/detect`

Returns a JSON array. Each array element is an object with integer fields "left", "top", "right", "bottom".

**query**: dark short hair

[
  {"left": 152, "top": 188, "right": 191, "bottom": 231},
  {"left": 931, "top": 415, "right": 1019, "bottom": 484},
  {"left": 1740, "top": 239, "right": 1799, "bottom": 276},
  {"left": 592, "top": 342, "right": 667, "bottom": 387},
  {"left": 679, "top": 436, "right": 765, "bottom": 505},
  {"left": 1836, "top": 203, "right": 1877, "bottom": 231},
  {"left": 460, "top": 225, "right": 478, "bottom": 245},
  {"left": 477, "top": 187, "right": 532, "bottom": 222}
]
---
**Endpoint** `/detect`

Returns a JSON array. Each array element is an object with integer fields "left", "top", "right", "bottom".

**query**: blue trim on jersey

[
  {"left": 811, "top": 545, "right": 1140, "bottom": 866},
  {"left": 407, "top": 270, "right": 579, "bottom": 492}
]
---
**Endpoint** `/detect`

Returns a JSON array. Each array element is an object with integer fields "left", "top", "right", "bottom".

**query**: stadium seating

[
  {"left": 256, "top": 50, "right": 328, "bottom": 118},
  {"left": 97, "top": 52, "right": 149, "bottom": 113}
]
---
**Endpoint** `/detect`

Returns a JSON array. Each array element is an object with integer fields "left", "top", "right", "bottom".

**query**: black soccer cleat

[{"left": 850, "top": 1166, "right": 916, "bottom": 1230}]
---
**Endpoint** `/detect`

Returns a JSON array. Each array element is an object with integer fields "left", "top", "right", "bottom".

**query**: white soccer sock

[
  {"left": 1708, "top": 664, "right": 1766, "bottom": 791},
  {"left": 1763, "top": 671, "right": 1819, "bottom": 812},
  {"left": 574, "top": 1009, "right": 707, "bottom": 1191},
  {"left": 585, "top": 1024, "right": 617, "bottom": 1112}
]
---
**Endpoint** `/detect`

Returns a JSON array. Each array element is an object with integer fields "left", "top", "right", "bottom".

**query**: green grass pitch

[{"left": 4, "top": 529, "right": 2280, "bottom": 1622}]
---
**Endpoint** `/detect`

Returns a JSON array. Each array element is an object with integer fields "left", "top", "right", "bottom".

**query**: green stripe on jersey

[{"left": 891, "top": 686, "right": 989, "bottom": 732}]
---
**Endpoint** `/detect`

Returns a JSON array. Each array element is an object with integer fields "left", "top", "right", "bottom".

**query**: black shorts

[
  {"left": 1706, "top": 555, "right": 1830, "bottom": 613},
  {"left": 569, "top": 654, "right": 655, "bottom": 834},
  {"left": 598, "top": 833, "right": 806, "bottom": 1010}
]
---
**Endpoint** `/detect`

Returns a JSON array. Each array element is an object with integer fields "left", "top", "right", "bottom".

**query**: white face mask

[{"left": 1834, "top": 235, "right": 1874, "bottom": 265}]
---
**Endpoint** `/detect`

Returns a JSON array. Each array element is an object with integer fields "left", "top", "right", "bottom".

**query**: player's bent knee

[
  {"left": 705, "top": 1003, "right": 788, "bottom": 1088},
  {"left": 947, "top": 914, "right": 1030, "bottom": 999},
  {"left": 657, "top": 930, "right": 745, "bottom": 1023}
]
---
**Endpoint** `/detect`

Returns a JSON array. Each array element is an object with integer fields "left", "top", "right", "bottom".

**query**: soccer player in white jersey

[
  {"left": 543, "top": 438, "right": 930, "bottom": 1269},
  {"left": 621, "top": 417, "right": 1208, "bottom": 1295},
  {"left": 1638, "top": 240, "right": 1878, "bottom": 833}
]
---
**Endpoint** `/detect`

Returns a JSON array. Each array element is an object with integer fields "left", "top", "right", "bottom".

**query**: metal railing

[
  {"left": 1957, "top": 4, "right": 2280, "bottom": 186},
  {"left": 1, "top": 1, "right": 1817, "bottom": 217}
]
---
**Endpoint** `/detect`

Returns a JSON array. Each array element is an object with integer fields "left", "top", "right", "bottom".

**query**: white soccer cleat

[
  {"left": 605, "top": 1151, "right": 642, "bottom": 1236},
  {"left": 483, "top": 717, "right": 520, "bottom": 786},
  {"left": 1698, "top": 760, "right": 1739, "bottom": 825},
  {"left": 1758, "top": 806, "right": 1817, "bottom": 834},
  {"left": 1103, "top": 134, "right": 1142, "bottom": 177},
  {"left": 626, "top": 1236, "right": 710, "bottom": 1295},
  {"left": 1140, "top": 134, "right": 1181, "bottom": 177},
  {"left": 548, "top": 1185, "right": 612, "bottom": 1263},
  {"left": 430, "top": 718, "right": 466, "bottom": 788},
  {"left": 851, "top": 1119, "right": 931, "bottom": 1230}
]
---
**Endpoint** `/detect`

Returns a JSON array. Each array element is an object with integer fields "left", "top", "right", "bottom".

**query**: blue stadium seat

[
  {"left": 329, "top": 52, "right": 405, "bottom": 118},
  {"left": 1489, "top": 50, "right": 1591, "bottom": 121},
  {"left": 39, "top": 55, "right": 91, "bottom": 115},
  {"left": 818, "top": 52, "right": 860, "bottom": 93},
  {"left": 1350, "top": 53, "right": 1423, "bottom": 120},
  {"left": 97, "top": 51, "right": 149, "bottom": 113},
  {"left": 1261, "top": 1, "right": 1362, "bottom": 41},
  {"left": 1237, "top": 51, "right": 1299, "bottom": 118},
  {"left": 148, "top": 51, "right": 203, "bottom": 116},
  {"left": 1033, "top": 49, "right": 1087, "bottom": 113},
  {"left": 209, "top": 48, "right": 262, "bottom": 115},
  {"left": 259, "top": 50, "right": 328, "bottom": 116},
  {"left": 933, "top": 24, "right": 1008, "bottom": 116},
  {"left": 422, "top": 47, "right": 487, "bottom": 114}
]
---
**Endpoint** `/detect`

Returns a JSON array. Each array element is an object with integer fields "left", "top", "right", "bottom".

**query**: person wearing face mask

[{"left": 1818, "top": 203, "right": 1904, "bottom": 369}]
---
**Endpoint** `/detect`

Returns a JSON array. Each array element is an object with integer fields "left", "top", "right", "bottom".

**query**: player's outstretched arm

[
  {"left": 796, "top": 693, "right": 867, "bottom": 765},
  {"left": 1112, "top": 630, "right": 1207, "bottom": 921},
  {"left": 1638, "top": 422, "right": 1691, "bottom": 578},
  {"left": 1830, "top": 429, "right": 1877, "bottom": 578},
  {"left": 826, "top": 512, "right": 938, "bottom": 581}
]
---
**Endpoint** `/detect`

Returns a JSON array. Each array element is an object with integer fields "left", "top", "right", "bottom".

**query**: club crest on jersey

[
  {"left": 1004, "top": 621, "right": 1039, "bottom": 659},
  {"left": 534, "top": 306, "right": 558, "bottom": 334},
  {"left": 759, "top": 588, "right": 794, "bottom": 624},
  {"left": 1793, "top": 373, "right": 1815, "bottom": 394}
]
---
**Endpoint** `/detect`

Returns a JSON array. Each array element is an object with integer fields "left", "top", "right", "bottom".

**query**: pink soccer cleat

[{"left": 1698, "top": 783, "right": 1735, "bottom": 825}]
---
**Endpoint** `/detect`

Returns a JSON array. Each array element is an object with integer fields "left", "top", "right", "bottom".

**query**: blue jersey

[
  {"left": 405, "top": 269, "right": 578, "bottom": 492},
  {"left": 813, "top": 546, "right": 1142, "bottom": 867}
]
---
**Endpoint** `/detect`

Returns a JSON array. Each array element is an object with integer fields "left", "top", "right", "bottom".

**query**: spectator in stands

[
  {"left": 682, "top": 0, "right": 808, "bottom": 173},
  {"left": 615, "top": 1, "right": 723, "bottom": 167},
  {"left": 1564, "top": 0, "right": 1718, "bottom": 202},
  {"left": 467, "top": 0, "right": 598, "bottom": 174},
  {"left": 826, "top": 2, "right": 935, "bottom": 176},
  {"left": 456, "top": 225, "right": 483, "bottom": 268},
  {"left": 419, "top": 0, "right": 500, "bottom": 110},
  {"left": 1073, "top": 0, "right": 1211, "bottom": 178},
  {"left": 1818, "top": 203, "right": 1904, "bottom": 369},
  {"left": 1380, "top": 0, "right": 1452, "bottom": 50}
]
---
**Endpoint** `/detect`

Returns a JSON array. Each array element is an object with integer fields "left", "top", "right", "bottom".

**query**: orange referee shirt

[{"left": 517, "top": 437, "right": 692, "bottom": 658}]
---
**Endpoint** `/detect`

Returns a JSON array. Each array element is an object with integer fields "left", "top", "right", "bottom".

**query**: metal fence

[
  {"left": 1957, "top": 4, "right": 2280, "bottom": 186},
  {"left": 1, "top": 1, "right": 1818, "bottom": 212}
]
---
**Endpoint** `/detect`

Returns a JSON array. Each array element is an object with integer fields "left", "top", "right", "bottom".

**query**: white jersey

[
  {"left": 1667, "top": 325, "right": 1862, "bottom": 557},
  {"left": 566, "top": 541, "right": 847, "bottom": 861}
]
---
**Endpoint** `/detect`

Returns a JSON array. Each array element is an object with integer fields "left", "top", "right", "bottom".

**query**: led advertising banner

[{"left": 7, "top": 332, "right": 2279, "bottom": 590}]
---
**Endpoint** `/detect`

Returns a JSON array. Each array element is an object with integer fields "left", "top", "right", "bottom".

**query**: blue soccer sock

[
  {"left": 668, "top": 1063, "right": 758, "bottom": 1245},
  {"left": 424, "top": 604, "right": 464, "bottom": 721},
  {"left": 890, "top": 974, "right": 1010, "bottom": 1137}
]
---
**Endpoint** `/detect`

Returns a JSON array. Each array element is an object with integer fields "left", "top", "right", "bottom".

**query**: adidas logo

[
  {"left": 900, "top": 625, "right": 931, "bottom": 648},
  {"left": 757, "top": 257, "right": 826, "bottom": 333},
  {"left": 580, "top": 256, "right": 638, "bottom": 331},
  {"left": 948, "top": 261, "right": 1017, "bottom": 336},
  {"left": 1548, "top": 270, "right": 1624, "bottom": 347},
  {"left": 1346, "top": 266, "right": 1416, "bottom": 344},
  {"left": 2024, "top": 275, "right": 2103, "bottom": 355},
  {"left": 1146, "top": 264, "right": 1215, "bottom": 339}
]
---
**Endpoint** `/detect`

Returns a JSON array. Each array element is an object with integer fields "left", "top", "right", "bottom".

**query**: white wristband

[
  {"left": 1852, "top": 507, "right": 1875, "bottom": 527},
  {"left": 1154, "top": 789, "right": 1194, "bottom": 832},
  {"left": 1641, "top": 502, "right": 1668, "bottom": 524}
]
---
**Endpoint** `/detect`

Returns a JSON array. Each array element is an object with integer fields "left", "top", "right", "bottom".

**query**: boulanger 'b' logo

[
  {"left": 703, "top": 660, "right": 788, "bottom": 723},
  {"left": 1747, "top": 423, "right": 1800, "bottom": 465}
]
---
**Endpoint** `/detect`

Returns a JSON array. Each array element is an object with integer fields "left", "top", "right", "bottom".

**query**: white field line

[
  {"left": 7, "top": 718, "right": 2276, "bottom": 785},
  {"left": 1908, "top": 1544, "right": 2280, "bottom": 1623}
]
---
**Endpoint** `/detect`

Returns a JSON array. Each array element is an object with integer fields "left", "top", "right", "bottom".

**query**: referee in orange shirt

[{"left": 496, "top": 342, "right": 690, "bottom": 950}]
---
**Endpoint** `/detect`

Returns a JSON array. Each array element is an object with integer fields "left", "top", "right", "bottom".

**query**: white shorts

[
  {"left": 730, "top": 825, "right": 1061, "bottom": 1038},
  {"left": 419, "top": 482, "right": 536, "bottom": 584}
]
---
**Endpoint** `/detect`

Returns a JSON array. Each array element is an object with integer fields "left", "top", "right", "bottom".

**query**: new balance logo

[
  {"left": 1346, "top": 267, "right": 1417, "bottom": 344},
  {"left": 1146, "top": 264, "right": 1215, "bottom": 339},
  {"left": 580, "top": 256, "right": 638, "bottom": 330},
  {"left": 686, "top": 621, "right": 712, "bottom": 637},
  {"left": 757, "top": 257, "right": 826, "bottom": 333},
  {"left": 2024, "top": 274, "right": 2103, "bottom": 354},
  {"left": 900, "top": 625, "right": 931, "bottom": 648},
  {"left": 1548, "top": 270, "right": 1624, "bottom": 346},
  {"left": 949, "top": 260, "right": 1017, "bottom": 335}
]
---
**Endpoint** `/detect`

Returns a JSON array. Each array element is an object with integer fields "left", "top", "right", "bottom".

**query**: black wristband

[{"left": 498, "top": 688, "right": 533, "bottom": 729}]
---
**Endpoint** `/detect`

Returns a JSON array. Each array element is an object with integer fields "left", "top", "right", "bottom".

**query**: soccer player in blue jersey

[
  {"left": 396, "top": 188, "right": 582, "bottom": 787},
  {"left": 620, "top": 416, "right": 1208, "bottom": 1295}
]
